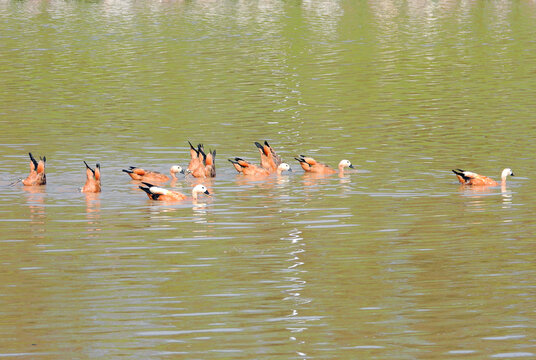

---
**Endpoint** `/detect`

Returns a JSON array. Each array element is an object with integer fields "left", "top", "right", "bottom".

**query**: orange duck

[
  {"left": 22, "top": 153, "right": 46, "bottom": 186},
  {"left": 82, "top": 161, "right": 101, "bottom": 193},
  {"left": 452, "top": 168, "right": 514, "bottom": 187},
  {"left": 255, "top": 141, "right": 282, "bottom": 173},
  {"left": 187, "top": 142, "right": 216, "bottom": 178},
  {"left": 122, "top": 165, "right": 184, "bottom": 182},
  {"left": 229, "top": 157, "right": 291, "bottom": 177},
  {"left": 139, "top": 183, "right": 210, "bottom": 201},
  {"left": 295, "top": 155, "right": 354, "bottom": 175}
]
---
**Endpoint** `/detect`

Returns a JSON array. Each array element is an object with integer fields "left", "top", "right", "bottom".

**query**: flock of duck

[{"left": 18, "top": 141, "right": 515, "bottom": 201}]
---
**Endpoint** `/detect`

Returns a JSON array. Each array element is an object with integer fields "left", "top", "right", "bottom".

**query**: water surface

[{"left": 1, "top": 0, "right": 536, "bottom": 358}]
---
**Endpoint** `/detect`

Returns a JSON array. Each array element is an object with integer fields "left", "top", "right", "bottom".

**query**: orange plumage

[
  {"left": 139, "top": 182, "right": 210, "bottom": 201},
  {"left": 452, "top": 168, "right": 514, "bottom": 187},
  {"left": 295, "top": 155, "right": 354, "bottom": 175},
  {"left": 255, "top": 141, "right": 282, "bottom": 173},
  {"left": 82, "top": 161, "right": 101, "bottom": 193},
  {"left": 122, "top": 165, "right": 184, "bottom": 183},
  {"left": 187, "top": 142, "right": 216, "bottom": 178},
  {"left": 22, "top": 153, "right": 46, "bottom": 186}
]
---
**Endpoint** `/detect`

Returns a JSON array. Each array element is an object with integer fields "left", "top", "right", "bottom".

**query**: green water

[{"left": 1, "top": 0, "right": 535, "bottom": 358}]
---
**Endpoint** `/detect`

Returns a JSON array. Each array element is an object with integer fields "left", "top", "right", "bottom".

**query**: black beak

[
  {"left": 204, "top": 190, "right": 210, "bottom": 195},
  {"left": 180, "top": 169, "right": 185, "bottom": 174},
  {"left": 511, "top": 172, "right": 515, "bottom": 176},
  {"left": 288, "top": 168, "right": 293, "bottom": 172},
  {"left": 349, "top": 164, "right": 355, "bottom": 169}
]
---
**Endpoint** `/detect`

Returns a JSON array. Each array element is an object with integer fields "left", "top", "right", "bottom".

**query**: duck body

[
  {"left": 139, "top": 183, "right": 210, "bottom": 201},
  {"left": 452, "top": 168, "right": 514, "bottom": 187},
  {"left": 187, "top": 142, "right": 216, "bottom": 178},
  {"left": 229, "top": 158, "right": 291, "bottom": 177},
  {"left": 22, "top": 153, "right": 46, "bottom": 186},
  {"left": 255, "top": 141, "right": 282, "bottom": 173},
  {"left": 123, "top": 165, "right": 184, "bottom": 182},
  {"left": 82, "top": 161, "right": 101, "bottom": 193},
  {"left": 295, "top": 155, "right": 354, "bottom": 175}
]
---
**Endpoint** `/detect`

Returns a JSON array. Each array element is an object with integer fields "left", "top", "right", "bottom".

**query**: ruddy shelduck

[
  {"left": 139, "top": 182, "right": 210, "bottom": 201},
  {"left": 229, "top": 157, "right": 291, "bottom": 177},
  {"left": 187, "top": 142, "right": 216, "bottom": 178},
  {"left": 255, "top": 141, "right": 282, "bottom": 173},
  {"left": 82, "top": 161, "right": 101, "bottom": 193},
  {"left": 122, "top": 165, "right": 184, "bottom": 182},
  {"left": 452, "top": 168, "right": 514, "bottom": 187},
  {"left": 22, "top": 152, "right": 46, "bottom": 186},
  {"left": 295, "top": 155, "right": 354, "bottom": 175}
]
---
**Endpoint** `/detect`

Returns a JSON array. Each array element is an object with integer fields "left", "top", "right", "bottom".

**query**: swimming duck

[
  {"left": 82, "top": 161, "right": 101, "bottom": 193},
  {"left": 255, "top": 141, "right": 282, "bottom": 173},
  {"left": 139, "top": 182, "right": 210, "bottom": 201},
  {"left": 187, "top": 142, "right": 216, "bottom": 178},
  {"left": 122, "top": 165, "right": 184, "bottom": 182},
  {"left": 229, "top": 157, "right": 291, "bottom": 177},
  {"left": 295, "top": 155, "right": 354, "bottom": 175},
  {"left": 452, "top": 168, "right": 514, "bottom": 187},
  {"left": 22, "top": 152, "right": 46, "bottom": 186}
]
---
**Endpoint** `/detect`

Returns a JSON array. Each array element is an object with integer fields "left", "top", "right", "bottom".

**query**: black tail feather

[
  {"left": 28, "top": 152, "right": 38, "bottom": 169},
  {"left": 139, "top": 185, "right": 160, "bottom": 200},
  {"left": 84, "top": 161, "right": 96, "bottom": 175},
  {"left": 188, "top": 141, "right": 199, "bottom": 154}
]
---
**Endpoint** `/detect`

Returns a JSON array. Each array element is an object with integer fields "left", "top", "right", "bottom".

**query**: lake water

[{"left": 1, "top": 0, "right": 536, "bottom": 358}]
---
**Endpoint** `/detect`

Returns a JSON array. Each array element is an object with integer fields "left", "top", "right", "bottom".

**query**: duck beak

[
  {"left": 511, "top": 172, "right": 515, "bottom": 176},
  {"left": 204, "top": 190, "right": 211, "bottom": 196},
  {"left": 349, "top": 164, "right": 355, "bottom": 169},
  {"left": 288, "top": 167, "right": 293, "bottom": 172},
  {"left": 180, "top": 168, "right": 185, "bottom": 174}
]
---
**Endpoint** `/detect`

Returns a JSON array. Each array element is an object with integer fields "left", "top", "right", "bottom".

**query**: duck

[
  {"left": 229, "top": 157, "right": 291, "bottom": 177},
  {"left": 22, "top": 152, "right": 46, "bottom": 186},
  {"left": 122, "top": 165, "right": 184, "bottom": 182},
  {"left": 452, "top": 168, "right": 514, "bottom": 187},
  {"left": 139, "top": 182, "right": 210, "bottom": 201},
  {"left": 255, "top": 141, "right": 282, "bottom": 173},
  {"left": 82, "top": 161, "right": 101, "bottom": 193},
  {"left": 295, "top": 155, "right": 354, "bottom": 175},
  {"left": 187, "top": 142, "right": 216, "bottom": 178}
]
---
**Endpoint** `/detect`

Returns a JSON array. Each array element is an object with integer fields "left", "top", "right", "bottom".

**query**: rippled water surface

[{"left": 1, "top": 0, "right": 536, "bottom": 358}]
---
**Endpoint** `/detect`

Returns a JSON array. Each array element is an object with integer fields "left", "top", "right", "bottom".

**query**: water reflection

[
  {"left": 280, "top": 227, "right": 315, "bottom": 357},
  {"left": 1, "top": 0, "right": 535, "bottom": 357},
  {"left": 85, "top": 192, "right": 101, "bottom": 236},
  {"left": 23, "top": 186, "right": 46, "bottom": 236},
  {"left": 501, "top": 184, "right": 513, "bottom": 209}
]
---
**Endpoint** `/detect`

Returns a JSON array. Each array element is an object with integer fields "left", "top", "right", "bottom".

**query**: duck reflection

[
  {"left": 23, "top": 186, "right": 46, "bottom": 235},
  {"left": 501, "top": 183, "right": 513, "bottom": 209},
  {"left": 457, "top": 183, "right": 514, "bottom": 212},
  {"left": 85, "top": 192, "right": 102, "bottom": 235}
]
